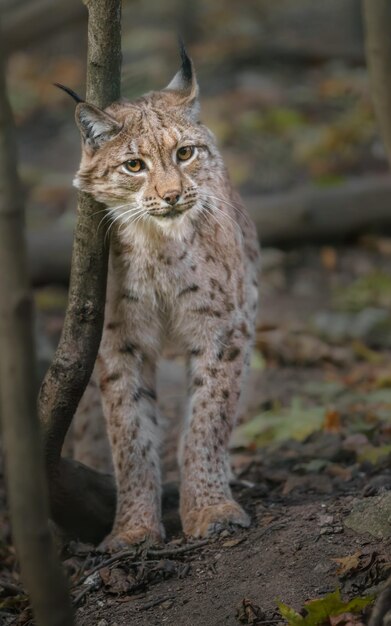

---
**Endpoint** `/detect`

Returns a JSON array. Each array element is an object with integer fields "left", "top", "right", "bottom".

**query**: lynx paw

[
  {"left": 99, "top": 527, "right": 163, "bottom": 554},
  {"left": 182, "top": 500, "right": 250, "bottom": 538}
]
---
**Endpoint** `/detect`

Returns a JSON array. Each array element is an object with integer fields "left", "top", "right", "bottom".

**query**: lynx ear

[
  {"left": 164, "top": 39, "right": 200, "bottom": 120},
  {"left": 75, "top": 102, "right": 122, "bottom": 150}
]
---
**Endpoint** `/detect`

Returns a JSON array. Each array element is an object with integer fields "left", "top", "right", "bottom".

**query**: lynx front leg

[
  {"left": 180, "top": 325, "right": 251, "bottom": 537},
  {"left": 97, "top": 322, "right": 163, "bottom": 552}
]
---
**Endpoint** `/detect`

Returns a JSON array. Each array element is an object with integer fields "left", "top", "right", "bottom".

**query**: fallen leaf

[
  {"left": 102, "top": 567, "right": 131, "bottom": 594},
  {"left": 283, "top": 474, "right": 332, "bottom": 495},
  {"left": 231, "top": 399, "right": 326, "bottom": 449},
  {"left": 332, "top": 552, "right": 362, "bottom": 576},
  {"left": 324, "top": 410, "right": 342, "bottom": 434},
  {"left": 278, "top": 589, "right": 373, "bottom": 626},
  {"left": 325, "top": 464, "right": 352, "bottom": 482},
  {"left": 357, "top": 444, "right": 391, "bottom": 465},
  {"left": 0, "top": 594, "right": 28, "bottom": 610},
  {"left": 321, "top": 247, "right": 337, "bottom": 271},
  {"left": 99, "top": 567, "right": 111, "bottom": 586},
  {"left": 250, "top": 350, "right": 266, "bottom": 370},
  {"left": 236, "top": 597, "right": 265, "bottom": 624},
  {"left": 329, "top": 612, "right": 365, "bottom": 626},
  {"left": 351, "top": 341, "right": 383, "bottom": 364}
]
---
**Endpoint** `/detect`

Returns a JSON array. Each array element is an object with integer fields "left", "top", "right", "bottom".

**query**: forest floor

[{"left": 1, "top": 241, "right": 391, "bottom": 626}]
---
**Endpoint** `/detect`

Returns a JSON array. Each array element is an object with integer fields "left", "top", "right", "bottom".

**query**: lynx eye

[
  {"left": 177, "top": 146, "right": 194, "bottom": 162},
  {"left": 125, "top": 159, "right": 145, "bottom": 173}
]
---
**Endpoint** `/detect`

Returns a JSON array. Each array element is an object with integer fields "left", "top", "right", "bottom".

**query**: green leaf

[
  {"left": 0, "top": 594, "right": 28, "bottom": 610},
  {"left": 277, "top": 589, "right": 374, "bottom": 626},
  {"left": 344, "top": 596, "right": 375, "bottom": 613},
  {"left": 302, "top": 589, "right": 343, "bottom": 624},
  {"left": 277, "top": 602, "right": 304, "bottom": 626},
  {"left": 333, "top": 271, "right": 391, "bottom": 312},
  {"left": 231, "top": 399, "right": 325, "bottom": 448},
  {"left": 357, "top": 443, "right": 391, "bottom": 464},
  {"left": 250, "top": 350, "right": 266, "bottom": 371}
]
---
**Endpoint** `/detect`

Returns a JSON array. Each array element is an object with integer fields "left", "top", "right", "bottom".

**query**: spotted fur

[{"left": 73, "top": 48, "right": 260, "bottom": 550}]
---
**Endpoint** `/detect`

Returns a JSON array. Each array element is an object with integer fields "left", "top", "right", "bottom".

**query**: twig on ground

[
  {"left": 137, "top": 594, "right": 175, "bottom": 611},
  {"left": 146, "top": 539, "right": 210, "bottom": 557},
  {"left": 74, "top": 560, "right": 154, "bottom": 588},
  {"left": 73, "top": 539, "right": 209, "bottom": 589},
  {"left": 72, "top": 587, "right": 91, "bottom": 607}
]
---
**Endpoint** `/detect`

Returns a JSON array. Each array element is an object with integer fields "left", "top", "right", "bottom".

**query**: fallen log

[
  {"left": 247, "top": 174, "right": 391, "bottom": 245},
  {"left": 27, "top": 174, "right": 391, "bottom": 287}
]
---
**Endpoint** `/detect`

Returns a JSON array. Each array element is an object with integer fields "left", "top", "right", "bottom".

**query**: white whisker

[
  {"left": 202, "top": 199, "right": 235, "bottom": 232},
  {"left": 104, "top": 206, "right": 141, "bottom": 243},
  {"left": 203, "top": 200, "right": 238, "bottom": 227},
  {"left": 201, "top": 203, "right": 231, "bottom": 240},
  {"left": 199, "top": 191, "right": 252, "bottom": 226}
]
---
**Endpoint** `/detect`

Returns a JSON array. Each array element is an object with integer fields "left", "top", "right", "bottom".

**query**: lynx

[{"left": 62, "top": 44, "right": 260, "bottom": 552}]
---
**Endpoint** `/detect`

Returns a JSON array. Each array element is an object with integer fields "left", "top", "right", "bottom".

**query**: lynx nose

[{"left": 163, "top": 190, "right": 181, "bottom": 206}]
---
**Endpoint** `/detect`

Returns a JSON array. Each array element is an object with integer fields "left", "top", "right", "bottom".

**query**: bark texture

[
  {"left": 363, "top": 4, "right": 391, "bottom": 623},
  {"left": 38, "top": 0, "right": 121, "bottom": 542},
  {"left": 0, "top": 19, "right": 74, "bottom": 626},
  {"left": 363, "top": 0, "right": 391, "bottom": 166},
  {"left": 369, "top": 576, "right": 391, "bottom": 626}
]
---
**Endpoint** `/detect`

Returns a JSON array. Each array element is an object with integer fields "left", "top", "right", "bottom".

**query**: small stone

[
  {"left": 314, "top": 561, "right": 333, "bottom": 575},
  {"left": 333, "top": 525, "right": 344, "bottom": 534},
  {"left": 345, "top": 493, "right": 391, "bottom": 538},
  {"left": 83, "top": 572, "right": 101, "bottom": 588},
  {"left": 319, "top": 514, "right": 334, "bottom": 526},
  {"left": 161, "top": 600, "right": 173, "bottom": 610}
]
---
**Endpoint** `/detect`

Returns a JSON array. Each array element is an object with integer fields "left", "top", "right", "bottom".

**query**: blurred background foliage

[{"left": 1, "top": 0, "right": 388, "bottom": 231}]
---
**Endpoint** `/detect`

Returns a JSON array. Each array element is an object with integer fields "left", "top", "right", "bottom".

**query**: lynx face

[{"left": 73, "top": 55, "right": 224, "bottom": 238}]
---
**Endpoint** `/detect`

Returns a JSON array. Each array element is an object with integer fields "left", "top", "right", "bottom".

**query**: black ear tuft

[
  {"left": 164, "top": 38, "right": 199, "bottom": 118},
  {"left": 178, "top": 36, "right": 192, "bottom": 85},
  {"left": 54, "top": 82, "right": 84, "bottom": 104}
]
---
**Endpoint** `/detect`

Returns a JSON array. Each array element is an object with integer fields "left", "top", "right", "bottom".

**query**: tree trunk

[
  {"left": 37, "top": 0, "right": 122, "bottom": 543},
  {"left": 363, "top": 4, "right": 391, "bottom": 624},
  {"left": 369, "top": 575, "right": 391, "bottom": 626},
  {"left": 0, "top": 17, "right": 74, "bottom": 626},
  {"left": 363, "top": 0, "right": 391, "bottom": 167}
]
